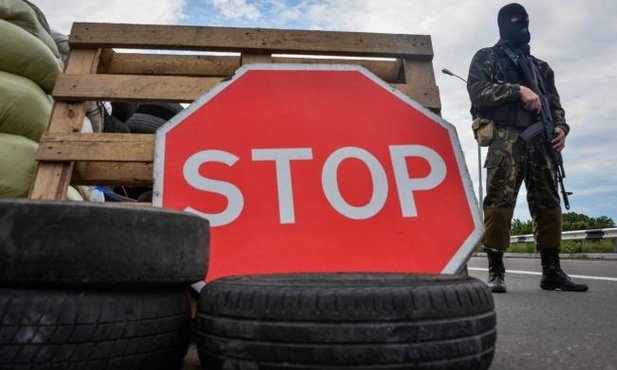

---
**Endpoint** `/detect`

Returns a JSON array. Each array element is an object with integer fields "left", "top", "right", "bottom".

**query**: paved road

[{"left": 467, "top": 256, "right": 617, "bottom": 370}]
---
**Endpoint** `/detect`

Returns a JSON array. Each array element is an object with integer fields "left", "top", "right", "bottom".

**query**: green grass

[{"left": 507, "top": 239, "right": 615, "bottom": 254}]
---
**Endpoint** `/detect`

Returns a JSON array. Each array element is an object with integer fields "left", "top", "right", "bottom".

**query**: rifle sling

[
  {"left": 499, "top": 46, "right": 520, "bottom": 68},
  {"left": 500, "top": 46, "right": 548, "bottom": 143}
]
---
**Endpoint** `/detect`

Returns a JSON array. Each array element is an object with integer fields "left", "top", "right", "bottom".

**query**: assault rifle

[{"left": 514, "top": 53, "right": 572, "bottom": 209}]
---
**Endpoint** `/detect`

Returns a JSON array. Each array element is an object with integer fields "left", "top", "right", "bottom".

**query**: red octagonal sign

[{"left": 154, "top": 65, "right": 482, "bottom": 282}]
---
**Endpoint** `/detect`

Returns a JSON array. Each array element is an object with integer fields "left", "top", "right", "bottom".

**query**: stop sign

[{"left": 153, "top": 64, "right": 482, "bottom": 282}]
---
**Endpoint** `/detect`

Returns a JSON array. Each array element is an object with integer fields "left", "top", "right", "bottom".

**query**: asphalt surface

[{"left": 467, "top": 256, "right": 617, "bottom": 370}]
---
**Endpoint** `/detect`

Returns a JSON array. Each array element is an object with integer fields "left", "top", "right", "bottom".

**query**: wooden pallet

[{"left": 29, "top": 23, "right": 441, "bottom": 200}]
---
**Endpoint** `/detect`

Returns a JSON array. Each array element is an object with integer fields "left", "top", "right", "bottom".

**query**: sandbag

[
  {"left": 66, "top": 186, "right": 85, "bottom": 201},
  {"left": 0, "top": 132, "right": 37, "bottom": 198},
  {"left": 0, "top": 0, "right": 61, "bottom": 59},
  {"left": 0, "top": 19, "right": 62, "bottom": 93},
  {"left": 51, "top": 29, "right": 69, "bottom": 63},
  {"left": 0, "top": 133, "right": 84, "bottom": 200},
  {"left": 0, "top": 70, "right": 52, "bottom": 142}
]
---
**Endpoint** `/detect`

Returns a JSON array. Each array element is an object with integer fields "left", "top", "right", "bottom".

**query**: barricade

[{"left": 28, "top": 23, "right": 441, "bottom": 200}]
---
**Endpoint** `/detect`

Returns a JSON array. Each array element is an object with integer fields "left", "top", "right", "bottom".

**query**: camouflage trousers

[{"left": 482, "top": 125, "right": 562, "bottom": 251}]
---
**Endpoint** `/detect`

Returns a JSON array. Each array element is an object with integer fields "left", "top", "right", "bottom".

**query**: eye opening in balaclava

[{"left": 498, "top": 3, "right": 530, "bottom": 45}]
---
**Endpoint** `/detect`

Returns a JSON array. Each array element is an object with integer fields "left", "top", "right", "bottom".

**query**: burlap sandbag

[
  {"left": 0, "top": 133, "right": 84, "bottom": 200},
  {"left": 0, "top": 70, "right": 52, "bottom": 142},
  {"left": 0, "top": 132, "right": 37, "bottom": 198},
  {"left": 0, "top": 19, "right": 62, "bottom": 93},
  {"left": 0, "top": 0, "right": 61, "bottom": 59}
]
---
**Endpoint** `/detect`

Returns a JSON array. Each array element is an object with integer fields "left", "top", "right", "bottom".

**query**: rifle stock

[{"left": 518, "top": 121, "right": 543, "bottom": 143}]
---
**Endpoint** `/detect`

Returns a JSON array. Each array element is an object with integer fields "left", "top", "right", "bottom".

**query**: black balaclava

[{"left": 498, "top": 3, "right": 530, "bottom": 45}]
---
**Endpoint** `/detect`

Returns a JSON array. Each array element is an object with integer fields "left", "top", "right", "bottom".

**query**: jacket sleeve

[{"left": 466, "top": 47, "right": 521, "bottom": 108}]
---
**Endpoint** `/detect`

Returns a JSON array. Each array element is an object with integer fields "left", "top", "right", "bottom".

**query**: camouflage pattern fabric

[
  {"left": 467, "top": 41, "right": 569, "bottom": 134},
  {"left": 484, "top": 125, "right": 560, "bottom": 211},
  {"left": 467, "top": 41, "right": 566, "bottom": 251}
]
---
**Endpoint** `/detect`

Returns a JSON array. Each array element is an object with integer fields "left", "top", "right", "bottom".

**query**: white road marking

[{"left": 468, "top": 267, "right": 617, "bottom": 282}]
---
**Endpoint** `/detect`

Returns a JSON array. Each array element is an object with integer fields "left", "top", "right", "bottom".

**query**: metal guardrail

[
  {"left": 511, "top": 228, "right": 617, "bottom": 252},
  {"left": 511, "top": 228, "right": 617, "bottom": 243}
]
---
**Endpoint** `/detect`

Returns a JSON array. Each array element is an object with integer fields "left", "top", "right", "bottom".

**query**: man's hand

[
  {"left": 552, "top": 126, "right": 566, "bottom": 151},
  {"left": 520, "top": 85, "right": 541, "bottom": 113}
]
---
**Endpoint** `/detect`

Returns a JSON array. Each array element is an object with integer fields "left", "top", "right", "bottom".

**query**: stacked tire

[
  {"left": 0, "top": 199, "right": 210, "bottom": 369},
  {"left": 102, "top": 102, "right": 185, "bottom": 203},
  {"left": 196, "top": 273, "right": 496, "bottom": 369}
]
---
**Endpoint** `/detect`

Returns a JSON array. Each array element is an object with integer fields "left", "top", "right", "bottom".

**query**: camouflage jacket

[{"left": 466, "top": 40, "right": 569, "bottom": 135}]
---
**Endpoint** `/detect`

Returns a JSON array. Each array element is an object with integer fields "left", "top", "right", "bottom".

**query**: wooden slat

[
  {"left": 36, "top": 133, "right": 154, "bottom": 162},
  {"left": 52, "top": 74, "right": 223, "bottom": 102},
  {"left": 241, "top": 54, "right": 272, "bottom": 65},
  {"left": 275, "top": 57, "right": 404, "bottom": 83},
  {"left": 392, "top": 82, "right": 441, "bottom": 113},
  {"left": 70, "top": 23, "right": 433, "bottom": 60},
  {"left": 73, "top": 162, "right": 153, "bottom": 185},
  {"left": 392, "top": 58, "right": 441, "bottom": 113},
  {"left": 98, "top": 50, "right": 404, "bottom": 83},
  {"left": 99, "top": 49, "right": 241, "bottom": 76},
  {"left": 29, "top": 163, "right": 76, "bottom": 200}
]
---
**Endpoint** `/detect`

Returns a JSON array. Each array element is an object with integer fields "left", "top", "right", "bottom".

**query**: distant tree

[
  {"left": 563, "top": 212, "right": 588, "bottom": 231},
  {"left": 511, "top": 218, "right": 533, "bottom": 235},
  {"left": 511, "top": 213, "right": 614, "bottom": 235},
  {"left": 587, "top": 215, "right": 615, "bottom": 229},
  {"left": 563, "top": 212, "right": 614, "bottom": 230}
]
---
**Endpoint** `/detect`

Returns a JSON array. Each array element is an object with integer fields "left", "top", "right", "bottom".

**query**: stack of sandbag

[{"left": 0, "top": 0, "right": 91, "bottom": 200}]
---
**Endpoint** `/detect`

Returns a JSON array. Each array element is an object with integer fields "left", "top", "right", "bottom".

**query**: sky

[{"left": 32, "top": 0, "right": 617, "bottom": 224}]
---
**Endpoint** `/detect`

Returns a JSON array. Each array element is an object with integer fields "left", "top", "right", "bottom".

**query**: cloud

[
  {"left": 208, "top": 0, "right": 261, "bottom": 21},
  {"left": 34, "top": 0, "right": 189, "bottom": 35}
]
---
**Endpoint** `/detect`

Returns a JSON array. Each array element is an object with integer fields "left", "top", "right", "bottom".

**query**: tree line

[{"left": 511, "top": 212, "right": 615, "bottom": 235}]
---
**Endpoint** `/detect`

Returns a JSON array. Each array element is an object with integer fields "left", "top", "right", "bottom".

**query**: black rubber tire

[
  {"left": 197, "top": 273, "right": 496, "bottom": 370},
  {"left": 125, "top": 112, "right": 167, "bottom": 134},
  {"left": 136, "top": 103, "right": 184, "bottom": 121},
  {"left": 111, "top": 101, "right": 139, "bottom": 122},
  {"left": 0, "top": 288, "right": 191, "bottom": 369},
  {"left": 102, "top": 109, "right": 130, "bottom": 133},
  {"left": 0, "top": 199, "right": 209, "bottom": 287}
]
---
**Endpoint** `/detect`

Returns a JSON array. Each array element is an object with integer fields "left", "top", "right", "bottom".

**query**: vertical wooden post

[{"left": 29, "top": 49, "right": 101, "bottom": 200}]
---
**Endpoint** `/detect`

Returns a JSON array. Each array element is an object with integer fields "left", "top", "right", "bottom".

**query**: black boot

[
  {"left": 486, "top": 250, "right": 506, "bottom": 293},
  {"left": 540, "top": 249, "right": 588, "bottom": 292}
]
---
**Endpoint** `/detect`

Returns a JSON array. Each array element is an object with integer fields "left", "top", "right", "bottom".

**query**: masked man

[{"left": 466, "top": 3, "right": 588, "bottom": 293}]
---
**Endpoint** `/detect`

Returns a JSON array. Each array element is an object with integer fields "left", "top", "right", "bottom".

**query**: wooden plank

[
  {"left": 36, "top": 133, "right": 154, "bottom": 162},
  {"left": 274, "top": 57, "right": 404, "bottom": 83},
  {"left": 241, "top": 53, "right": 272, "bottom": 65},
  {"left": 53, "top": 69, "right": 410, "bottom": 103},
  {"left": 28, "top": 163, "right": 76, "bottom": 200},
  {"left": 73, "top": 162, "right": 153, "bottom": 185},
  {"left": 52, "top": 74, "right": 223, "bottom": 102},
  {"left": 99, "top": 49, "right": 241, "bottom": 76},
  {"left": 69, "top": 23, "right": 433, "bottom": 60},
  {"left": 392, "top": 59, "right": 441, "bottom": 113},
  {"left": 97, "top": 50, "right": 404, "bottom": 83},
  {"left": 29, "top": 49, "right": 101, "bottom": 200},
  {"left": 392, "top": 82, "right": 441, "bottom": 113}
]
